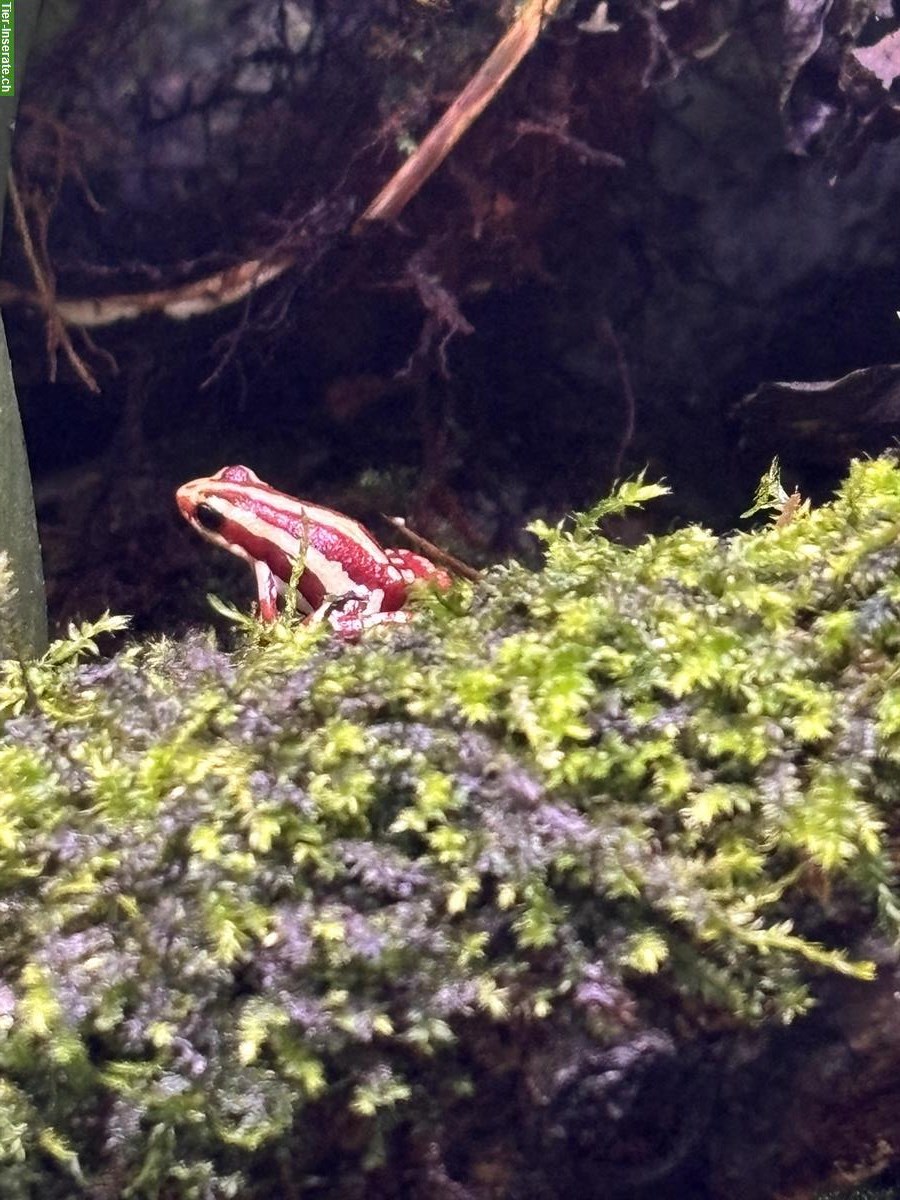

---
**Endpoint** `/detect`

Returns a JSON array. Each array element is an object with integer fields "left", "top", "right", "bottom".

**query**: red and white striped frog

[{"left": 176, "top": 465, "right": 450, "bottom": 636}]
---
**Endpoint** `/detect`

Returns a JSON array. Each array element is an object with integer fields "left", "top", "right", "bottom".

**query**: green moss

[
  {"left": 819, "top": 1188, "right": 900, "bottom": 1200},
  {"left": 1, "top": 460, "right": 900, "bottom": 1194}
]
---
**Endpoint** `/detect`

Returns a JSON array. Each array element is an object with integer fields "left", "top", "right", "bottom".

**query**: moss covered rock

[{"left": 1, "top": 460, "right": 900, "bottom": 1197}]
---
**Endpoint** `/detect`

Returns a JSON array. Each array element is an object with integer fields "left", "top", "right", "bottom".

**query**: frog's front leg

[{"left": 254, "top": 559, "right": 280, "bottom": 622}]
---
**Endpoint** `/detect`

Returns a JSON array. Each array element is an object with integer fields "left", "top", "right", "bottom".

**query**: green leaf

[{"left": 742, "top": 456, "right": 788, "bottom": 519}]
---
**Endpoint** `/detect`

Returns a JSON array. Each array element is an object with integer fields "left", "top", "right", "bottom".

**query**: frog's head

[{"left": 175, "top": 465, "right": 267, "bottom": 556}]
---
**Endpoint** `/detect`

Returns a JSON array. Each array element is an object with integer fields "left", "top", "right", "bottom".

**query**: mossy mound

[{"left": 1, "top": 460, "right": 899, "bottom": 1196}]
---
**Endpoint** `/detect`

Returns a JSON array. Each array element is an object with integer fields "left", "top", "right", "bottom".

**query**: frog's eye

[{"left": 195, "top": 502, "right": 225, "bottom": 532}]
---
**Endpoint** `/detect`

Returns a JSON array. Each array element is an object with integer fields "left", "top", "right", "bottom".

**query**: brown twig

[
  {"left": 400, "top": 248, "right": 474, "bottom": 379},
  {"left": 74, "top": 325, "right": 120, "bottom": 377},
  {"left": 597, "top": 316, "right": 637, "bottom": 481},
  {"left": 0, "top": 255, "right": 293, "bottom": 329},
  {"left": 19, "top": 104, "right": 106, "bottom": 215},
  {"left": 512, "top": 115, "right": 626, "bottom": 168},
  {"left": 0, "top": 196, "right": 353, "bottom": 334},
  {"left": 354, "top": 0, "right": 565, "bottom": 232},
  {"left": 382, "top": 515, "right": 482, "bottom": 583},
  {"left": 7, "top": 169, "right": 101, "bottom": 393}
]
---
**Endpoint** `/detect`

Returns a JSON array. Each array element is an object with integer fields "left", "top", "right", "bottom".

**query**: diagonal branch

[
  {"left": 0, "top": 257, "right": 292, "bottom": 329},
  {"left": 355, "top": 0, "right": 564, "bottom": 231}
]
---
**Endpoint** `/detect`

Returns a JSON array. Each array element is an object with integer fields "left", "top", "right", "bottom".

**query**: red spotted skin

[{"left": 176, "top": 465, "right": 450, "bottom": 633}]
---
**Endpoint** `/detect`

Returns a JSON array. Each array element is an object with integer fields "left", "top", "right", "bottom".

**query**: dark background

[{"left": 6, "top": 0, "right": 900, "bottom": 632}]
